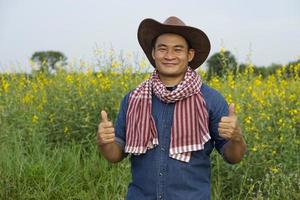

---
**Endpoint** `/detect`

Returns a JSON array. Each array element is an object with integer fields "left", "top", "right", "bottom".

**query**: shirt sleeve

[
  {"left": 114, "top": 92, "right": 130, "bottom": 152},
  {"left": 205, "top": 88, "right": 229, "bottom": 156}
]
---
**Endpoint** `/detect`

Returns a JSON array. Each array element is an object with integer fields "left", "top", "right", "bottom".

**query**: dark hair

[{"left": 151, "top": 33, "right": 192, "bottom": 49}]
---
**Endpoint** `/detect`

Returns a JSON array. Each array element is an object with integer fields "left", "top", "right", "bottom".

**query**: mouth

[{"left": 162, "top": 62, "right": 177, "bottom": 66}]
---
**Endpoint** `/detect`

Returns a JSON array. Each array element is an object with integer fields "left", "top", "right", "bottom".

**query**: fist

[
  {"left": 97, "top": 110, "right": 115, "bottom": 146},
  {"left": 218, "top": 104, "right": 243, "bottom": 141}
]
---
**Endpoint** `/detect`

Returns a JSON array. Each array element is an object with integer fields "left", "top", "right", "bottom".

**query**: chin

[{"left": 161, "top": 71, "right": 182, "bottom": 77}]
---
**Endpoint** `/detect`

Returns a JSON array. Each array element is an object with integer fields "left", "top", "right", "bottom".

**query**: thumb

[
  {"left": 228, "top": 103, "right": 236, "bottom": 116},
  {"left": 101, "top": 110, "right": 109, "bottom": 122}
]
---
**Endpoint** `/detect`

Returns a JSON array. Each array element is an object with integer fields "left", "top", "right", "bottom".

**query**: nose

[{"left": 164, "top": 50, "right": 176, "bottom": 60}]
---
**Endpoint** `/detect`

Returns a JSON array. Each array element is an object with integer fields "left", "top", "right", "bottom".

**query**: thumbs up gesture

[
  {"left": 97, "top": 110, "right": 115, "bottom": 146},
  {"left": 218, "top": 103, "right": 243, "bottom": 141}
]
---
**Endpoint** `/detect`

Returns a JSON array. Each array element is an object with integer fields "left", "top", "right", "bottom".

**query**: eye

[
  {"left": 174, "top": 48, "right": 183, "bottom": 53},
  {"left": 157, "top": 47, "right": 167, "bottom": 52}
]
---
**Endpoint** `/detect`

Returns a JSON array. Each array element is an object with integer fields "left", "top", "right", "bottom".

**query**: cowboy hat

[{"left": 137, "top": 16, "right": 211, "bottom": 69}]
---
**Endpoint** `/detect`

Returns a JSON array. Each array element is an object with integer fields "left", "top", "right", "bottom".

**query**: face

[{"left": 152, "top": 33, "right": 195, "bottom": 85}]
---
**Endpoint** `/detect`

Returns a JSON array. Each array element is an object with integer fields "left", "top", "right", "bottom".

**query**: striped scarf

[{"left": 125, "top": 67, "right": 210, "bottom": 162}]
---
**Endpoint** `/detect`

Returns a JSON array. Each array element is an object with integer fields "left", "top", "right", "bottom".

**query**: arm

[
  {"left": 98, "top": 142, "right": 124, "bottom": 163},
  {"left": 218, "top": 104, "right": 247, "bottom": 164}
]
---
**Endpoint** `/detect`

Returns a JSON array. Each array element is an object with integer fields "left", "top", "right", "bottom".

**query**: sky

[{"left": 0, "top": 0, "right": 299, "bottom": 72}]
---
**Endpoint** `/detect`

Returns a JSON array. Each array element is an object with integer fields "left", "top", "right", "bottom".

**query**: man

[{"left": 97, "top": 16, "right": 246, "bottom": 200}]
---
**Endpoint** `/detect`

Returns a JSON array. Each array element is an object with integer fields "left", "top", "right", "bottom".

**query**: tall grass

[{"left": 0, "top": 55, "right": 299, "bottom": 199}]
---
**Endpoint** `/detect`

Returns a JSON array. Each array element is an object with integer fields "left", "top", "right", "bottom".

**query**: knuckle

[{"left": 98, "top": 124, "right": 102, "bottom": 129}]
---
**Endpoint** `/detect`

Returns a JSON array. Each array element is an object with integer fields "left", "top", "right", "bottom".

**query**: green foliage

[
  {"left": 206, "top": 50, "right": 237, "bottom": 80},
  {"left": 206, "top": 50, "right": 300, "bottom": 79},
  {"left": 31, "top": 51, "right": 67, "bottom": 74},
  {"left": 0, "top": 55, "right": 299, "bottom": 199}
]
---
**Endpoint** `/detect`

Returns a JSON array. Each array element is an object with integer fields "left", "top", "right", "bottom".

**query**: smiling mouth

[{"left": 163, "top": 63, "right": 177, "bottom": 66}]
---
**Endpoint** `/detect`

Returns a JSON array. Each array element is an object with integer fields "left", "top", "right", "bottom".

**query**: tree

[
  {"left": 31, "top": 51, "right": 67, "bottom": 73},
  {"left": 206, "top": 50, "right": 237, "bottom": 80},
  {"left": 286, "top": 59, "right": 300, "bottom": 77}
]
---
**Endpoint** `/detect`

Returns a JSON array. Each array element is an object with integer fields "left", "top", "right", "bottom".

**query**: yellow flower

[
  {"left": 1, "top": 80, "right": 9, "bottom": 93},
  {"left": 245, "top": 116, "right": 252, "bottom": 124},
  {"left": 111, "top": 61, "right": 120, "bottom": 68},
  {"left": 225, "top": 94, "right": 232, "bottom": 104},
  {"left": 111, "top": 71, "right": 118, "bottom": 77},
  {"left": 22, "top": 93, "right": 34, "bottom": 104},
  {"left": 208, "top": 77, "right": 222, "bottom": 91},
  {"left": 32, "top": 115, "right": 39, "bottom": 123},
  {"left": 90, "top": 78, "right": 97, "bottom": 86},
  {"left": 99, "top": 76, "right": 111, "bottom": 91},
  {"left": 220, "top": 47, "right": 226, "bottom": 53},
  {"left": 254, "top": 78, "right": 262, "bottom": 87},
  {"left": 235, "top": 103, "right": 241, "bottom": 113},
  {"left": 66, "top": 74, "right": 73, "bottom": 83},
  {"left": 289, "top": 109, "right": 298, "bottom": 115},
  {"left": 139, "top": 58, "right": 148, "bottom": 70},
  {"left": 64, "top": 127, "right": 68, "bottom": 133},
  {"left": 96, "top": 72, "right": 103, "bottom": 79},
  {"left": 279, "top": 136, "right": 284, "bottom": 143},
  {"left": 49, "top": 114, "right": 54, "bottom": 123},
  {"left": 270, "top": 166, "right": 279, "bottom": 174},
  {"left": 267, "top": 126, "right": 272, "bottom": 132},
  {"left": 32, "top": 83, "right": 38, "bottom": 92}
]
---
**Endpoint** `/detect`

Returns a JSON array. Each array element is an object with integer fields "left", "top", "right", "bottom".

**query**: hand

[
  {"left": 218, "top": 104, "right": 243, "bottom": 142},
  {"left": 97, "top": 110, "right": 115, "bottom": 146}
]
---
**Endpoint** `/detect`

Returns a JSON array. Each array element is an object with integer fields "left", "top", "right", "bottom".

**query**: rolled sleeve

[
  {"left": 201, "top": 84, "right": 229, "bottom": 156},
  {"left": 208, "top": 91, "right": 229, "bottom": 155},
  {"left": 114, "top": 92, "right": 130, "bottom": 151}
]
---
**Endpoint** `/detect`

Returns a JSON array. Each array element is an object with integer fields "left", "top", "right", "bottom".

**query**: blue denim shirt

[{"left": 114, "top": 83, "right": 229, "bottom": 200}]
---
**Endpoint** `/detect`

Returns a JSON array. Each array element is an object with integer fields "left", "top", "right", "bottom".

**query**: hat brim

[{"left": 137, "top": 18, "right": 211, "bottom": 70}]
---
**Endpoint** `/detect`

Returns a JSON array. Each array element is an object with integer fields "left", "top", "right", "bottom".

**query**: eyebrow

[
  {"left": 174, "top": 45, "right": 185, "bottom": 48},
  {"left": 156, "top": 44, "right": 186, "bottom": 48},
  {"left": 156, "top": 44, "right": 167, "bottom": 48}
]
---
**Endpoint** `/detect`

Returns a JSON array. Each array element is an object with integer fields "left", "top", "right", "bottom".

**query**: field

[{"left": 0, "top": 55, "right": 299, "bottom": 199}]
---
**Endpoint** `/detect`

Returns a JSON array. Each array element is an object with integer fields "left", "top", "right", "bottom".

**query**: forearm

[
  {"left": 98, "top": 142, "right": 124, "bottom": 163},
  {"left": 223, "top": 136, "right": 247, "bottom": 164}
]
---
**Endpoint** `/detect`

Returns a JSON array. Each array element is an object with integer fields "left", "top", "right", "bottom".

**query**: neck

[
  {"left": 158, "top": 70, "right": 185, "bottom": 87},
  {"left": 159, "top": 75, "right": 184, "bottom": 87}
]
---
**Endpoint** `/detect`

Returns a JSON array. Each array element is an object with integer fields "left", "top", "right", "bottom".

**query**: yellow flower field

[{"left": 0, "top": 55, "right": 299, "bottom": 199}]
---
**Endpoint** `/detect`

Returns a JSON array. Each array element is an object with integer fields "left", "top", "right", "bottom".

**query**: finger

[
  {"left": 219, "top": 133, "right": 231, "bottom": 140},
  {"left": 218, "top": 122, "right": 235, "bottom": 129},
  {"left": 220, "top": 116, "right": 236, "bottom": 123},
  {"left": 100, "top": 127, "right": 115, "bottom": 134},
  {"left": 228, "top": 103, "right": 235, "bottom": 116},
  {"left": 101, "top": 110, "right": 109, "bottom": 123},
  {"left": 100, "top": 121, "right": 113, "bottom": 128},
  {"left": 97, "top": 133, "right": 115, "bottom": 143},
  {"left": 99, "top": 138, "right": 115, "bottom": 145},
  {"left": 218, "top": 127, "right": 234, "bottom": 135},
  {"left": 100, "top": 133, "right": 115, "bottom": 141}
]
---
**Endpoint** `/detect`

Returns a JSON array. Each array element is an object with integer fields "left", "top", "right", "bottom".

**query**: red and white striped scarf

[{"left": 125, "top": 67, "right": 210, "bottom": 162}]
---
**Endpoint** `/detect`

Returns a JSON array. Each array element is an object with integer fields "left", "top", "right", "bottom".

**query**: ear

[
  {"left": 188, "top": 49, "right": 195, "bottom": 62},
  {"left": 151, "top": 48, "right": 155, "bottom": 60}
]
